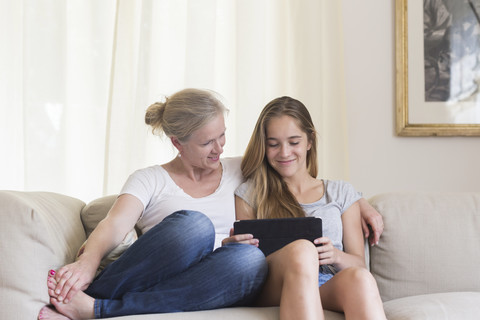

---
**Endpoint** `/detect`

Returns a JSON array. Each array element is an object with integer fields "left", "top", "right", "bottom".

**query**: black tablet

[{"left": 233, "top": 217, "right": 322, "bottom": 256}]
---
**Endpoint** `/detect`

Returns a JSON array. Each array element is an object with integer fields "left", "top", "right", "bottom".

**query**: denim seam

[{"left": 94, "top": 299, "right": 101, "bottom": 318}]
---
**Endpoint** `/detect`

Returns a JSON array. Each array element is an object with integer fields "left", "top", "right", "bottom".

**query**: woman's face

[
  {"left": 265, "top": 115, "right": 311, "bottom": 180},
  {"left": 178, "top": 113, "right": 226, "bottom": 170}
]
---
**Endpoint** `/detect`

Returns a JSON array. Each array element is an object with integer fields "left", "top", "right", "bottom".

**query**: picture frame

[{"left": 395, "top": 0, "right": 480, "bottom": 136}]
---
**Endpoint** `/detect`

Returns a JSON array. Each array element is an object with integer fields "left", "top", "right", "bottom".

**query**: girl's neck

[{"left": 285, "top": 174, "right": 324, "bottom": 204}]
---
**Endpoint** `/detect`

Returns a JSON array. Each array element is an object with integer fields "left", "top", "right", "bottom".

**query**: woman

[
  {"left": 235, "top": 96, "right": 386, "bottom": 320},
  {"left": 38, "top": 88, "right": 268, "bottom": 319}
]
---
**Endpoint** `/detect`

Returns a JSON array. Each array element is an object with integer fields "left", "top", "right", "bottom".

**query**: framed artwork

[{"left": 396, "top": 0, "right": 480, "bottom": 136}]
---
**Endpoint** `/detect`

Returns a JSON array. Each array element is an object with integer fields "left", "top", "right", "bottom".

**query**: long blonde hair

[{"left": 241, "top": 96, "right": 318, "bottom": 219}]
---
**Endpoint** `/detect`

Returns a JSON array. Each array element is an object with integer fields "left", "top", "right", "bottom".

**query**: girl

[{"left": 235, "top": 96, "right": 386, "bottom": 320}]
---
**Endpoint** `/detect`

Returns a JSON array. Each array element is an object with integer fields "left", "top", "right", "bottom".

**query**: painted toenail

[{"left": 49, "top": 269, "right": 56, "bottom": 276}]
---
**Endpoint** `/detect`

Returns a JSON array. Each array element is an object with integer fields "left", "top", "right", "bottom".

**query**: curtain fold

[{"left": 1, "top": 0, "right": 348, "bottom": 202}]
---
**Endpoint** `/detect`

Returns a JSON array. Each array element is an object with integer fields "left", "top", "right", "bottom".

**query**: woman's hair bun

[{"left": 145, "top": 101, "right": 166, "bottom": 134}]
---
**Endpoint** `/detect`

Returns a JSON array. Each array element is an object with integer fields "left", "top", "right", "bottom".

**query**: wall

[{"left": 342, "top": 0, "right": 480, "bottom": 197}]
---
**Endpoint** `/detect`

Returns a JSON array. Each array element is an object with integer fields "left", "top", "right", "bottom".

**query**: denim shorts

[
  {"left": 318, "top": 272, "right": 334, "bottom": 287},
  {"left": 318, "top": 265, "right": 335, "bottom": 287}
]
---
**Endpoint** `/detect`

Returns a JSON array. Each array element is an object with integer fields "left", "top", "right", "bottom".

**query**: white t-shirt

[{"left": 120, "top": 157, "right": 243, "bottom": 248}]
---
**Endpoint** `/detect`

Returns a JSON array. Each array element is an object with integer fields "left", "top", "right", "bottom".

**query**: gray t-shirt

[{"left": 234, "top": 179, "right": 361, "bottom": 253}]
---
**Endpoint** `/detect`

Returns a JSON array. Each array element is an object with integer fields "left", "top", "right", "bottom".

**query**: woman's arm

[
  {"left": 221, "top": 196, "right": 258, "bottom": 246},
  {"left": 315, "top": 201, "right": 366, "bottom": 270},
  {"left": 359, "top": 198, "right": 384, "bottom": 246},
  {"left": 53, "top": 194, "right": 144, "bottom": 303}
]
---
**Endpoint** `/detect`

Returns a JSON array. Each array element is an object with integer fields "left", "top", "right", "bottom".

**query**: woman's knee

[
  {"left": 222, "top": 243, "right": 268, "bottom": 279},
  {"left": 145, "top": 210, "right": 215, "bottom": 252},
  {"left": 169, "top": 210, "right": 215, "bottom": 241}
]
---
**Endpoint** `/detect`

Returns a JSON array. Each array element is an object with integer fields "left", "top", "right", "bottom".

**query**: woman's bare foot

[
  {"left": 38, "top": 306, "right": 69, "bottom": 320},
  {"left": 47, "top": 273, "right": 59, "bottom": 299},
  {"left": 45, "top": 269, "right": 95, "bottom": 320},
  {"left": 49, "top": 291, "right": 95, "bottom": 320}
]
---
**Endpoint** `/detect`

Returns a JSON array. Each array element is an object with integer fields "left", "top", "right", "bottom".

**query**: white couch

[{"left": 1, "top": 190, "right": 479, "bottom": 319}]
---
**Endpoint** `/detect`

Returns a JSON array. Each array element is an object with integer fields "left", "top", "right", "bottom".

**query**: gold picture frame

[{"left": 395, "top": 0, "right": 480, "bottom": 136}]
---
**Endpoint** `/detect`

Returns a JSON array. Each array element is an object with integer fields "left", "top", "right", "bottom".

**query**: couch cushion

[
  {"left": 369, "top": 192, "right": 480, "bottom": 302},
  {"left": 81, "top": 194, "right": 117, "bottom": 237},
  {"left": 383, "top": 292, "right": 480, "bottom": 320},
  {"left": 0, "top": 191, "right": 86, "bottom": 320},
  {"left": 101, "top": 307, "right": 345, "bottom": 320}
]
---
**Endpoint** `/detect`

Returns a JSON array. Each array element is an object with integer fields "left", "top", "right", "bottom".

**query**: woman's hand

[
  {"left": 359, "top": 198, "right": 384, "bottom": 246},
  {"left": 52, "top": 258, "right": 97, "bottom": 304},
  {"left": 221, "top": 228, "right": 259, "bottom": 247},
  {"left": 314, "top": 237, "right": 339, "bottom": 266}
]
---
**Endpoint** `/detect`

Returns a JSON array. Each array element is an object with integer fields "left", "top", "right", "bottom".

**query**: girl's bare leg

[
  {"left": 319, "top": 267, "right": 386, "bottom": 320},
  {"left": 256, "top": 240, "right": 323, "bottom": 320}
]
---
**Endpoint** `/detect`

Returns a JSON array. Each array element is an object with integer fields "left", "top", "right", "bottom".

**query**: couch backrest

[
  {"left": 81, "top": 194, "right": 117, "bottom": 237},
  {"left": 368, "top": 192, "right": 480, "bottom": 302}
]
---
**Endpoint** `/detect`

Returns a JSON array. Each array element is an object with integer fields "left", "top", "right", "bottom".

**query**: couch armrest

[{"left": 0, "top": 191, "right": 86, "bottom": 320}]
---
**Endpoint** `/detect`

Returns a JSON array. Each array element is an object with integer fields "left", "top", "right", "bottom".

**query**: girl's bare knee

[
  {"left": 285, "top": 239, "right": 317, "bottom": 262},
  {"left": 340, "top": 266, "right": 379, "bottom": 294},
  {"left": 280, "top": 240, "right": 318, "bottom": 276}
]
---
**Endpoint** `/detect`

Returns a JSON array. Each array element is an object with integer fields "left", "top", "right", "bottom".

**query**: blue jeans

[{"left": 84, "top": 210, "right": 268, "bottom": 318}]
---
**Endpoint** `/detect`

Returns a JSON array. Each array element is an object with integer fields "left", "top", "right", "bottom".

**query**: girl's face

[
  {"left": 177, "top": 114, "right": 226, "bottom": 170},
  {"left": 265, "top": 115, "right": 311, "bottom": 180}
]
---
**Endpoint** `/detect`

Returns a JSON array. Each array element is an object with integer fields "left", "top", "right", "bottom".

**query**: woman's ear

[{"left": 171, "top": 136, "right": 183, "bottom": 153}]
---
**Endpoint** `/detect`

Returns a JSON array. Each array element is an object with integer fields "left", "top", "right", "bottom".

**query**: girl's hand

[
  {"left": 314, "top": 237, "right": 338, "bottom": 265},
  {"left": 221, "top": 228, "right": 259, "bottom": 247},
  {"left": 52, "top": 259, "right": 97, "bottom": 303}
]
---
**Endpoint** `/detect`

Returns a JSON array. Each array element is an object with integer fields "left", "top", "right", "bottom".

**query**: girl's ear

[
  {"left": 171, "top": 136, "right": 183, "bottom": 153},
  {"left": 307, "top": 132, "right": 314, "bottom": 151}
]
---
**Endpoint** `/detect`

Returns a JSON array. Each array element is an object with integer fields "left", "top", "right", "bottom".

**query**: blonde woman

[
  {"left": 38, "top": 89, "right": 267, "bottom": 320},
  {"left": 235, "top": 96, "right": 386, "bottom": 320}
]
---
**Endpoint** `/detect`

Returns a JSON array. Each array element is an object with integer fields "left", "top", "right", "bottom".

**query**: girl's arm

[
  {"left": 53, "top": 194, "right": 144, "bottom": 303},
  {"left": 235, "top": 195, "right": 256, "bottom": 220},
  {"left": 315, "top": 201, "right": 366, "bottom": 270}
]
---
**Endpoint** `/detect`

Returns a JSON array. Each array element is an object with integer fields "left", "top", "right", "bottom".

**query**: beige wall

[{"left": 341, "top": 0, "right": 480, "bottom": 197}]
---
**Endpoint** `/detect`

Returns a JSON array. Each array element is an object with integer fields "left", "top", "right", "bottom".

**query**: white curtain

[{"left": 0, "top": 0, "right": 348, "bottom": 203}]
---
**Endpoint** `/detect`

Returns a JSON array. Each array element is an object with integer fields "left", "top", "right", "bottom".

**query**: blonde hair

[
  {"left": 241, "top": 96, "right": 318, "bottom": 219},
  {"left": 145, "top": 88, "right": 228, "bottom": 142}
]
